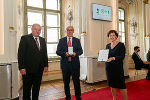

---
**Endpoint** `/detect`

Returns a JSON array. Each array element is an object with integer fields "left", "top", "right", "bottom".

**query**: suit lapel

[
  {"left": 29, "top": 34, "right": 36, "bottom": 46},
  {"left": 39, "top": 37, "right": 43, "bottom": 51},
  {"left": 72, "top": 37, "right": 75, "bottom": 47},
  {"left": 64, "top": 37, "right": 68, "bottom": 47},
  {"left": 29, "top": 34, "right": 41, "bottom": 51},
  {"left": 135, "top": 52, "right": 141, "bottom": 60}
]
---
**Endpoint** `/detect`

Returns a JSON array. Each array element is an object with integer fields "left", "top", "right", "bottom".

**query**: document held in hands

[
  {"left": 97, "top": 49, "right": 109, "bottom": 62},
  {"left": 68, "top": 47, "right": 73, "bottom": 55}
]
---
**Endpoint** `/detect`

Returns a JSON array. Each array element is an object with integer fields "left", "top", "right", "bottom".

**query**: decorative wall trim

[
  {"left": 143, "top": 0, "right": 148, "bottom": 4},
  {"left": 145, "top": 35, "right": 150, "bottom": 37}
]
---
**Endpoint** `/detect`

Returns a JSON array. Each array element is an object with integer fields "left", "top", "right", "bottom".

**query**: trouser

[
  {"left": 62, "top": 63, "right": 81, "bottom": 100},
  {"left": 142, "top": 64, "right": 150, "bottom": 79},
  {"left": 22, "top": 72, "right": 43, "bottom": 100}
]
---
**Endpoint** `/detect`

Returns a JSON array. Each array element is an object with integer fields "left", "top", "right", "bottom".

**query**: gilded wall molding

[
  {"left": 144, "top": 0, "right": 148, "bottom": 4},
  {"left": 145, "top": 35, "right": 150, "bottom": 37}
]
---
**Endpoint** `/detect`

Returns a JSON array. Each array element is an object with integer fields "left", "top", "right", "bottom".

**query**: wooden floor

[{"left": 19, "top": 68, "right": 148, "bottom": 100}]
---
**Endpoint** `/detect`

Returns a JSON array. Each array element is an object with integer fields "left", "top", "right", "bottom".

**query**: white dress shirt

[{"left": 33, "top": 36, "right": 41, "bottom": 49}]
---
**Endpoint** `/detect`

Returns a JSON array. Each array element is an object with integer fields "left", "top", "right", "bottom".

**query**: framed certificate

[{"left": 97, "top": 49, "right": 109, "bottom": 62}]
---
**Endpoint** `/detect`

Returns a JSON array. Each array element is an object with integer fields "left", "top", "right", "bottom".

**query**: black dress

[{"left": 105, "top": 42, "right": 126, "bottom": 89}]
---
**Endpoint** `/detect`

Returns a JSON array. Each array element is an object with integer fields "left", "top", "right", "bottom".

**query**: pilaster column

[
  {"left": 144, "top": 2, "right": 150, "bottom": 53},
  {"left": 79, "top": 0, "right": 88, "bottom": 56}
]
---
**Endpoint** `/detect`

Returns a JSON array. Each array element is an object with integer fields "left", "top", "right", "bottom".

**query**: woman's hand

[{"left": 106, "top": 57, "right": 115, "bottom": 62}]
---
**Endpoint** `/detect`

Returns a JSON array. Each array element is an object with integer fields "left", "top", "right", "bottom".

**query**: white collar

[
  {"left": 33, "top": 36, "right": 39, "bottom": 39},
  {"left": 67, "top": 36, "right": 72, "bottom": 39}
]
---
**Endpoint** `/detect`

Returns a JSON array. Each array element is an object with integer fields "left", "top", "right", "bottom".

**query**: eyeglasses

[{"left": 67, "top": 29, "right": 73, "bottom": 31}]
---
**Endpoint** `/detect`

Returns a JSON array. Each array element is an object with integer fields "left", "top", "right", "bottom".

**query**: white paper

[
  {"left": 97, "top": 49, "right": 109, "bottom": 62},
  {"left": 68, "top": 47, "right": 73, "bottom": 55}
]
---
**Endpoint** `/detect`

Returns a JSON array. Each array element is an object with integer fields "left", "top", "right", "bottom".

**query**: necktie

[
  {"left": 35, "top": 38, "right": 40, "bottom": 51},
  {"left": 68, "top": 37, "right": 71, "bottom": 61}
]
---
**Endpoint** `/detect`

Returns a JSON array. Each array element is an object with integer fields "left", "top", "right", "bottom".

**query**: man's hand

[
  {"left": 20, "top": 69, "right": 26, "bottom": 75},
  {"left": 73, "top": 52, "right": 76, "bottom": 57},
  {"left": 65, "top": 52, "right": 69, "bottom": 57},
  {"left": 144, "top": 61, "right": 150, "bottom": 64},
  {"left": 44, "top": 67, "right": 48, "bottom": 72}
]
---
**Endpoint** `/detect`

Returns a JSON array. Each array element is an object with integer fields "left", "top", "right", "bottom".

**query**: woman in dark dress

[{"left": 105, "top": 30, "right": 128, "bottom": 100}]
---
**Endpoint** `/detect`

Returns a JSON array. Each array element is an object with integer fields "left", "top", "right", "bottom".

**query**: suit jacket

[
  {"left": 18, "top": 34, "right": 48, "bottom": 73},
  {"left": 132, "top": 52, "right": 144, "bottom": 70},
  {"left": 56, "top": 36, "right": 83, "bottom": 71}
]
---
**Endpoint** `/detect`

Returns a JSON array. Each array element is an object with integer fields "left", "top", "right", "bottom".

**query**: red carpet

[{"left": 60, "top": 79, "right": 150, "bottom": 100}]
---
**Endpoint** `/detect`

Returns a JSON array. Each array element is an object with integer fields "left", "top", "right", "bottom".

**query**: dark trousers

[
  {"left": 22, "top": 72, "right": 43, "bottom": 100},
  {"left": 62, "top": 63, "right": 81, "bottom": 100},
  {"left": 142, "top": 64, "right": 150, "bottom": 78}
]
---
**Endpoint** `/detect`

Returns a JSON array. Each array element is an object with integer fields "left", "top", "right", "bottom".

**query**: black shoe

[
  {"left": 76, "top": 96, "right": 81, "bottom": 100},
  {"left": 65, "top": 97, "right": 71, "bottom": 100}
]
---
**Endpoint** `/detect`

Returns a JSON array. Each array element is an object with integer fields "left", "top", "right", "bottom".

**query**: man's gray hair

[
  {"left": 32, "top": 24, "right": 41, "bottom": 29},
  {"left": 66, "top": 26, "right": 74, "bottom": 30}
]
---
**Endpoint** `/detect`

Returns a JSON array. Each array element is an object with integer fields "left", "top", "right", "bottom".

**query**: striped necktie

[{"left": 35, "top": 38, "right": 40, "bottom": 51}]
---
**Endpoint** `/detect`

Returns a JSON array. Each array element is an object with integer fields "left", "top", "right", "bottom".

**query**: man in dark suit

[
  {"left": 147, "top": 48, "right": 150, "bottom": 62},
  {"left": 18, "top": 24, "right": 48, "bottom": 100},
  {"left": 132, "top": 46, "right": 150, "bottom": 80},
  {"left": 56, "top": 26, "right": 83, "bottom": 100}
]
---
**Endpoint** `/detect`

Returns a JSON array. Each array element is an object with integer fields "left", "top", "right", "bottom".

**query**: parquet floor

[{"left": 19, "top": 68, "right": 148, "bottom": 100}]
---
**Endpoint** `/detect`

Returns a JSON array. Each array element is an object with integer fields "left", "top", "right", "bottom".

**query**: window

[
  {"left": 24, "top": 0, "right": 61, "bottom": 58},
  {"left": 118, "top": 9, "right": 125, "bottom": 44}
]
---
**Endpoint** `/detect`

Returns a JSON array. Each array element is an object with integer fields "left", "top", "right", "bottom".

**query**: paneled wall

[
  {"left": 0, "top": 0, "right": 17, "bottom": 63},
  {"left": 79, "top": 0, "right": 118, "bottom": 57}
]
